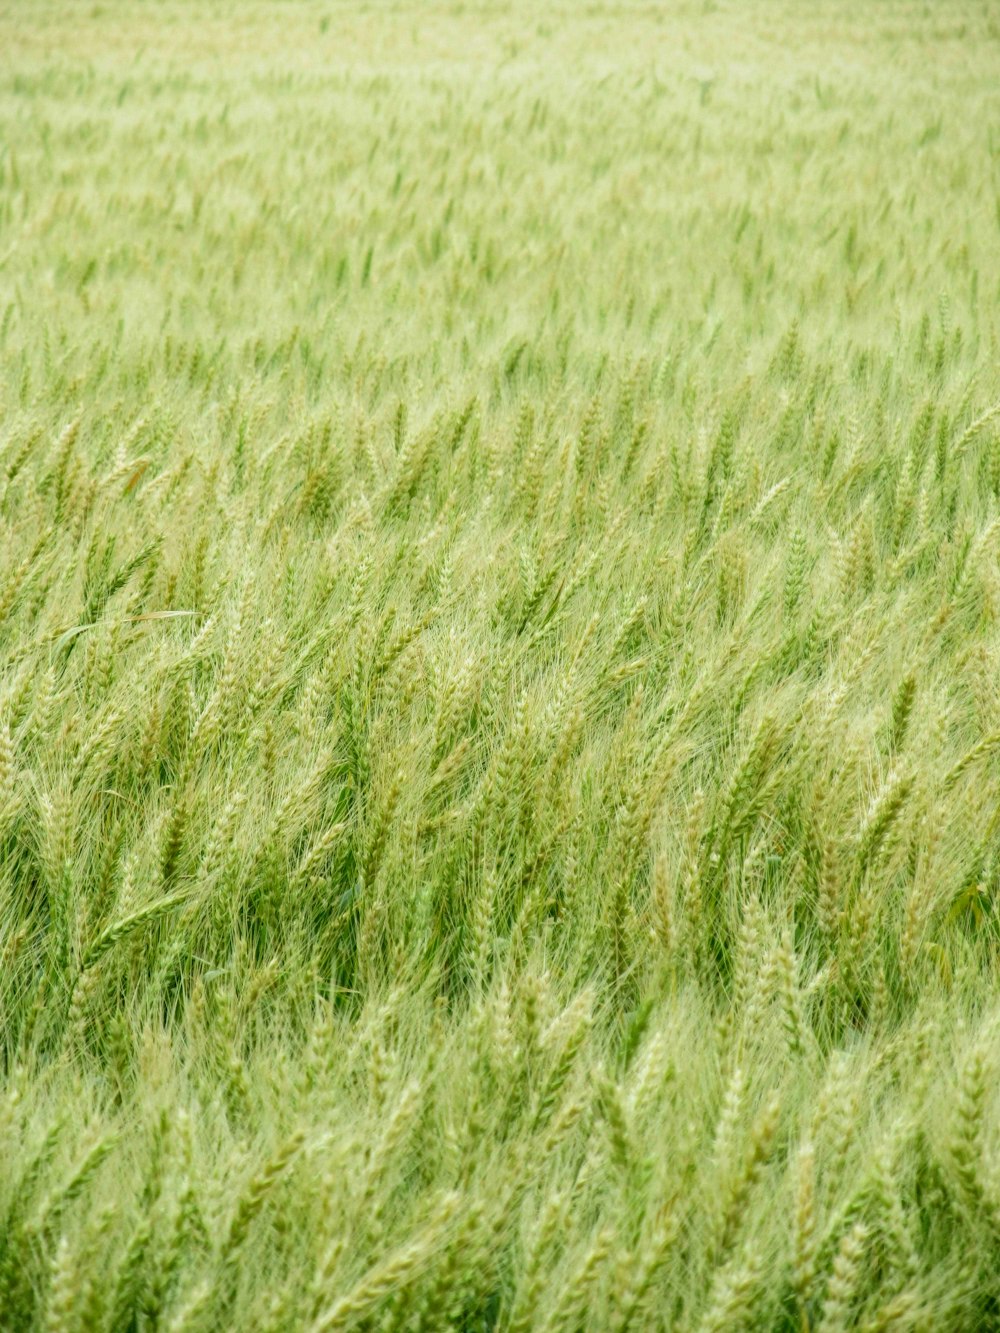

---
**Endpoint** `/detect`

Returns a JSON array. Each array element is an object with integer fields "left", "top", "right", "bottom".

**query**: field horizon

[{"left": 3, "top": 1, "right": 1000, "bottom": 1329}]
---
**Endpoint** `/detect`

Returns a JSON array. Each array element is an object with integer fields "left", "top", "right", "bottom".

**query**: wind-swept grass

[{"left": 2, "top": 0, "right": 1000, "bottom": 1328}]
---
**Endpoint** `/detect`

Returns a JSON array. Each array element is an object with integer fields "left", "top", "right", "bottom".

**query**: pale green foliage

[{"left": 2, "top": 0, "right": 1000, "bottom": 1328}]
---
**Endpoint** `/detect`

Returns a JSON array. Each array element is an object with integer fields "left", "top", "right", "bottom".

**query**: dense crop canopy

[{"left": 2, "top": 1, "right": 1000, "bottom": 1328}]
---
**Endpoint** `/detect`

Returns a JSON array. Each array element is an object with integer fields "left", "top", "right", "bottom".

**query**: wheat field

[{"left": 2, "top": 1, "right": 1000, "bottom": 1329}]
